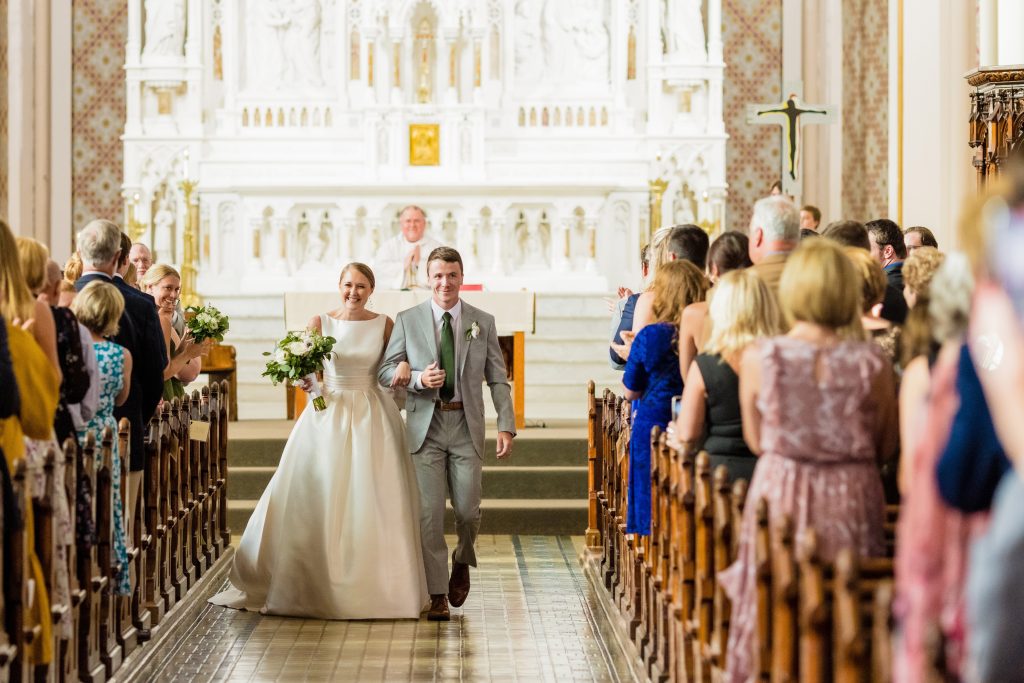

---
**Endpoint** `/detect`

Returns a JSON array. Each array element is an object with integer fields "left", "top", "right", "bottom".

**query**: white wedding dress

[{"left": 209, "top": 314, "right": 428, "bottom": 619}]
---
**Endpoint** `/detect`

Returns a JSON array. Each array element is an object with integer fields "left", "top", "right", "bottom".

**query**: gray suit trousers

[{"left": 412, "top": 409, "right": 481, "bottom": 595}]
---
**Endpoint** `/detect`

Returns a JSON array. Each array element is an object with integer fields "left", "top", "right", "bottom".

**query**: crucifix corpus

[{"left": 746, "top": 91, "right": 835, "bottom": 197}]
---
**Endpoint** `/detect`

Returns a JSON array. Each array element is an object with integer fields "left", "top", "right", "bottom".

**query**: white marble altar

[{"left": 122, "top": 0, "right": 727, "bottom": 295}]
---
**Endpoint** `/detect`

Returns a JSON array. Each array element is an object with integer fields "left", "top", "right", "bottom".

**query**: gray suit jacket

[{"left": 378, "top": 300, "right": 516, "bottom": 457}]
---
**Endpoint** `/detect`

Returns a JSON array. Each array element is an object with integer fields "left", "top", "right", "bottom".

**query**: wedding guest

[
  {"left": 822, "top": 219, "right": 871, "bottom": 250},
  {"left": 902, "top": 246, "right": 945, "bottom": 310},
  {"left": 720, "top": 239, "right": 897, "bottom": 683},
  {"left": 37, "top": 260, "right": 62, "bottom": 306},
  {"left": 0, "top": 220, "right": 62, "bottom": 381},
  {"left": 769, "top": 180, "right": 783, "bottom": 196},
  {"left": 867, "top": 218, "right": 909, "bottom": 324},
  {"left": 632, "top": 225, "right": 710, "bottom": 330},
  {"left": 128, "top": 242, "right": 153, "bottom": 281},
  {"left": 71, "top": 281, "right": 133, "bottom": 596},
  {"left": 75, "top": 219, "right": 167, "bottom": 541},
  {"left": 17, "top": 238, "right": 91, "bottom": 446},
  {"left": 747, "top": 195, "right": 800, "bottom": 297},
  {"left": 674, "top": 269, "right": 782, "bottom": 480},
  {"left": 677, "top": 231, "right": 752, "bottom": 380},
  {"left": 904, "top": 225, "right": 938, "bottom": 251},
  {"left": 800, "top": 204, "right": 821, "bottom": 231},
  {"left": 60, "top": 253, "right": 84, "bottom": 306},
  {"left": 894, "top": 253, "right": 981, "bottom": 682},
  {"left": 846, "top": 246, "right": 902, "bottom": 364},
  {"left": 610, "top": 243, "right": 651, "bottom": 369},
  {"left": 140, "top": 264, "right": 207, "bottom": 400},
  {"left": 373, "top": 205, "right": 444, "bottom": 290},
  {"left": 621, "top": 260, "right": 708, "bottom": 535}
]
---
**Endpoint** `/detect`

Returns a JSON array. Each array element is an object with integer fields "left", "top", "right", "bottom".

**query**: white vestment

[{"left": 372, "top": 233, "right": 444, "bottom": 290}]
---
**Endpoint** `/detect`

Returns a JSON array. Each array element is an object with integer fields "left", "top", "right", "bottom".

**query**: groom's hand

[
  {"left": 496, "top": 432, "right": 513, "bottom": 460},
  {"left": 421, "top": 361, "right": 446, "bottom": 389}
]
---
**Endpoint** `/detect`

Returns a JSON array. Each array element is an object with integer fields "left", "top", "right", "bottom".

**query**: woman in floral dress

[{"left": 72, "top": 281, "right": 134, "bottom": 595}]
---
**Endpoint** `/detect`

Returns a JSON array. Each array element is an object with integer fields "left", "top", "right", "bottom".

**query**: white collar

[{"left": 430, "top": 299, "right": 462, "bottom": 322}]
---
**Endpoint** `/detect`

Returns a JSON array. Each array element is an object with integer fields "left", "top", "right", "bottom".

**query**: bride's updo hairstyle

[{"left": 339, "top": 262, "right": 375, "bottom": 290}]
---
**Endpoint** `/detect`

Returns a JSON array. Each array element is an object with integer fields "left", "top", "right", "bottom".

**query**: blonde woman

[
  {"left": 846, "top": 246, "right": 901, "bottom": 363},
  {"left": 71, "top": 281, "right": 133, "bottom": 596},
  {"left": 0, "top": 220, "right": 61, "bottom": 382},
  {"left": 719, "top": 239, "right": 898, "bottom": 683},
  {"left": 620, "top": 260, "right": 708, "bottom": 535},
  {"left": 673, "top": 269, "right": 781, "bottom": 480},
  {"left": 139, "top": 264, "right": 207, "bottom": 400}
]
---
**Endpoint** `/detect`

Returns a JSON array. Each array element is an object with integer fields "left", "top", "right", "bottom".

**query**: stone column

[{"left": 584, "top": 219, "right": 598, "bottom": 273}]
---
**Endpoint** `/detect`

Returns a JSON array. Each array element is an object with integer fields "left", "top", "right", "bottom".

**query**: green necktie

[{"left": 440, "top": 311, "right": 456, "bottom": 402}]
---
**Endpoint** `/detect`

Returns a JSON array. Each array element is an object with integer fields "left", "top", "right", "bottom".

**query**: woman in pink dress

[{"left": 720, "top": 239, "right": 899, "bottom": 683}]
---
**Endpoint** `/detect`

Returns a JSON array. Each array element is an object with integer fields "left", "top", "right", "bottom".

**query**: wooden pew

[
  {"left": 143, "top": 412, "right": 168, "bottom": 624},
  {"left": 8, "top": 459, "right": 31, "bottom": 683},
  {"left": 76, "top": 431, "right": 105, "bottom": 683},
  {"left": 166, "top": 399, "right": 188, "bottom": 603},
  {"left": 833, "top": 548, "right": 895, "bottom": 683},
  {"left": 690, "top": 451, "right": 714, "bottom": 683},
  {"left": 215, "top": 382, "right": 232, "bottom": 552},
  {"left": 60, "top": 438, "right": 82, "bottom": 683},
  {"left": 97, "top": 427, "right": 122, "bottom": 677},
  {"left": 585, "top": 381, "right": 603, "bottom": 550},
  {"left": 115, "top": 419, "right": 140, "bottom": 660}
]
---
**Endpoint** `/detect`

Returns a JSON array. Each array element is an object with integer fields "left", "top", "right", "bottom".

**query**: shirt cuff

[{"left": 412, "top": 371, "right": 424, "bottom": 390}]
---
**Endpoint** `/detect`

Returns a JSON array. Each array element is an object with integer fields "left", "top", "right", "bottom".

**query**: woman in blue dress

[
  {"left": 621, "top": 260, "right": 709, "bottom": 535},
  {"left": 71, "top": 281, "right": 133, "bottom": 595}
]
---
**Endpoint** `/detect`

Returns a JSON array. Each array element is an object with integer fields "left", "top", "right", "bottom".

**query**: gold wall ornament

[
  {"left": 252, "top": 229, "right": 261, "bottom": 258},
  {"left": 449, "top": 42, "right": 458, "bottom": 88},
  {"left": 368, "top": 46, "right": 374, "bottom": 85},
  {"left": 177, "top": 179, "right": 202, "bottom": 308},
  {"left": 474, "top": 41, "right": 482, "bottom": 88},
  {"left": 416, "top": 20, "right": 433, "bottom": 103},
  {"left": 627, "top": 28, "right": 636, "bottom": 80},
  {"left": 350, "top": 30, "right": 360, "bottom": 80},
  {"left": 409, "top": 123, "right": 441, "bottom": 166},
  {"left": 156, "top": 88, "right": 173, "bottom": 115},
  {"left": 213, "top": 26, "right": 223, "bottom": 80},
  {"left": 125, "top": 193, "right": 145, "bottom": 242},
  {"left": 393, "top": 42, "right": 401, "bottom": 87},
  {"left": 649, "top": 178, "right": 669, "bottom": 236}
]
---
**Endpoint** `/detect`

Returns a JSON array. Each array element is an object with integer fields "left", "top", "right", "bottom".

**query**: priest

[{"left": 373, "top": 205, "right": 444, "bottom": 290}]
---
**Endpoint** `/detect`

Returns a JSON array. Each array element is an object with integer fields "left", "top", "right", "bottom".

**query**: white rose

[
  {"left": 274, "top": 348, "right": 287, "bottom": 363},
  {"left": 286, "top": 340, "right": 307, "bottom": 355}
]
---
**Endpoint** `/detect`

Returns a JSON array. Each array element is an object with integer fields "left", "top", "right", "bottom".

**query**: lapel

[
  {"left": 458, "top": 301, "right": 475, "bottom": 377},
  {"left": 417, "top": 300, "right": 438, "bottom": 359}
]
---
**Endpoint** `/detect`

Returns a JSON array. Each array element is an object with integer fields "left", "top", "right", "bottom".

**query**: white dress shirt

[
  {"left": 412, "top": 299, "right": 462, "bottom": 402},
  {"left": 372, "top": 233, "right": 444, "bottom": 289}
]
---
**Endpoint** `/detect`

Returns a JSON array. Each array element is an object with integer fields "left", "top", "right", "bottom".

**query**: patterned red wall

[
  {"left": 722, "top": 0, "right": 783, "bottom": 232},
  {"left": 72, "top": 1, "right": 127, "bottom": 233},
  {"left": 842, "top": 0, "right": 889, "bottom": 221}
]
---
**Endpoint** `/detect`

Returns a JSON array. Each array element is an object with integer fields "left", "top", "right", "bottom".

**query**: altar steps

[
  {"left": 207, "top": 292, "right": 622, "bottom": 421},
  {"left": 224, "top": 421, "right": 590, "bottom": 535}
]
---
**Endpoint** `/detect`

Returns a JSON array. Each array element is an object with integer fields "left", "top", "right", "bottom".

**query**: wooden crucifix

[{"left": 746, "top": 91, "right": 834, "bottom": 196}]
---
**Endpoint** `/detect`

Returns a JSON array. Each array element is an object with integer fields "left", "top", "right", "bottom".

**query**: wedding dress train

[{"left": 209, "top": 314, "right": 428, "bottom": 619}]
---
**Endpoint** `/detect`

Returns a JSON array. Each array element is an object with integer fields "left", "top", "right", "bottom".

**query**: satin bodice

[{"left": 320, "top": 314, "right": 386, "bottom": 391}]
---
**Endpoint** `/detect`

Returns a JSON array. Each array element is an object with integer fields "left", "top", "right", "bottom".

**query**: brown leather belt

[{"left": 436, "top": 401, "right": 464, "bottom": 411}]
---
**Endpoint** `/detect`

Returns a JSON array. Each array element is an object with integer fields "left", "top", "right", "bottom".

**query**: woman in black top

[{"left": 673, "top": 269, "right": 782, "bottom": 480}]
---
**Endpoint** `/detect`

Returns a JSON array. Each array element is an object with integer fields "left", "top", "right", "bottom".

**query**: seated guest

[
  {"left": 904, "top": 225, "right": 938, "bottom": 251},
  {"left": 720, "top": 239, "right": 898, "bottom": 683},
  {"left": 800, "top": 204, "right": 821, "bottom": 231},
  {"left": 140, "top": 265, "right": 208, "bottom": 400},
  {"left": 894, "top": 253, "right": 982, "bottom": 683},
  {"left": 846, "top": 247, "right": 902, "bottom": 364},
  {"left": 71, "top": 281, "right": 133, "bottom": 596},
  {"left": 17, "top": 238, "right": 91, "bottom": 446},
  {"left": 373, "top": 205, "right": 443, "bottom": 290},
  {"left": 673, "top": 269, "right": 782, "bottom": 481},
  {"left": 621, "top": 260, "right": 708, "bottom": 535},
  {"left": 867, "top": 218, "right": 910, "bottom": 324},
  {"left": 677, "top": 231, "right": 752, "bottom": 380}
]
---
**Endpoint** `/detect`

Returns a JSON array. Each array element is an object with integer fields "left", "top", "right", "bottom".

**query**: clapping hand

[
  {"left": 391, "top": 361, "right": 412, "bottom": 388},
  {"left": 420, "top": 361, "right": 446, "bottom": 389},
  {"left": 610, "top": 330, "right": 635, "bottom": 362}
]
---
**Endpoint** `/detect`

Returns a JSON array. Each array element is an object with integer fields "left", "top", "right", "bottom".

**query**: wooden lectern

[{"left": 283, "top": 290, "right": 535, "bottom": 429}]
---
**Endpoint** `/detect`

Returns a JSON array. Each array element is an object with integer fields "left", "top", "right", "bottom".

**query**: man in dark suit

[
  {"left": 76, "top": 219, "right": 167, "bottom": 533},
  {"left": 866, "top": 219, "right": 909, "bottom": 324}
]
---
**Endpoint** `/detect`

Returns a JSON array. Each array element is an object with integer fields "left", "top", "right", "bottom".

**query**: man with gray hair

[
  {"left": 76, "top": 219, "right": 167, "bottom": 558},
  {"left": 748, "top": 195, "right": 800, "bottom": 297}
]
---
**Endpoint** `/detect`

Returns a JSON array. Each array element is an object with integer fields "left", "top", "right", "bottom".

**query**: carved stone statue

[
  {"left": 662, "top": 0, "right": 707, "bottom": 63},
  {"left": 262, "top": 0, "right": 324, "bottom": 88},
  {"left": 513, "top": 0, "right": 544, "bottom": 85},
  {"left": 143, "top": 0, "right": 186, "bottom": 58},
  {"left": 153, "top": 193, "right": 176, "bottom": 263},
  {"left": 541, "top": 0, "right": 609, "bottom": 84}
]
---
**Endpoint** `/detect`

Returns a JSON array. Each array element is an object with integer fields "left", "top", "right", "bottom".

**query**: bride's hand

[
  {"left": 391, "top": 361, "right": 411, "bottom": 388},
  {"left": 296, "top": 376, "right": 316, "bottom": 393}
]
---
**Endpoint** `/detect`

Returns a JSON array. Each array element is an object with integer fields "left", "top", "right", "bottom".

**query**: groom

[{"left": 379, "top": 247, "right": 516, "bottom": 621}]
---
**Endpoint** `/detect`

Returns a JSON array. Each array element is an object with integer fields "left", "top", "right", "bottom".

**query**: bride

[{"left": 209, "top": 263, "right": 428, "bottom": 619}]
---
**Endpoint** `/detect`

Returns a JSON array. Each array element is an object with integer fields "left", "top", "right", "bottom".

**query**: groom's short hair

[{"left": 427, "top": 246, "right": 463, "bottom": 274}]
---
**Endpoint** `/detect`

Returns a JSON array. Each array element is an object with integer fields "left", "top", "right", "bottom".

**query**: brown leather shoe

[
  {"left": 426, "top": 594, "right": 450, "bottom": 621},
  {"left": 448, "top": 553, "right": 470, "bottom": 607}
]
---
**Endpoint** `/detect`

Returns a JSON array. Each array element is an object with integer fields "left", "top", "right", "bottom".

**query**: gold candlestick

[
  {"left": 125, "top": 193, "right": 146, "bottom": 242},
  {"left": 178, "top": 178, "right": 202, "bottom": 308}
]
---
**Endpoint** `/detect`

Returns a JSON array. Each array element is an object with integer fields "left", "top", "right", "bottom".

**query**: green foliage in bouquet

[
  {"left": 185, "top": 305, "right": 230, "bottom": 343},
  {"left": 261, "top": 329, "right": 337, "bottom": 384}
]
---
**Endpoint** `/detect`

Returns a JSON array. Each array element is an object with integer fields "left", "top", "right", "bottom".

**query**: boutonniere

[{"left": 466, "top": 322, "right": 480, "bottom": 340}]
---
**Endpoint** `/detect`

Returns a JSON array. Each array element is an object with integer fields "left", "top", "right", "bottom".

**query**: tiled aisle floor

[{"left": 137, "top": 536, "right": 633, "bottom": 682}]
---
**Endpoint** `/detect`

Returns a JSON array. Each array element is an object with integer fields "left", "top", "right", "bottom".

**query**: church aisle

[{"left": 132, "top": 536, "right": 633, "bottom": 682}]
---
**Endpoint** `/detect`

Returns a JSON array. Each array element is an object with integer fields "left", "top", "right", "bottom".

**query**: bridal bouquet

[
  {"left": 262, "top": 330, "right": 337, "bottom": 411},
  {"left": 185, "top": 304, "right": 230, "bottom": 343}
]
